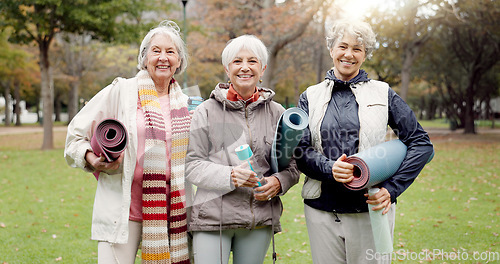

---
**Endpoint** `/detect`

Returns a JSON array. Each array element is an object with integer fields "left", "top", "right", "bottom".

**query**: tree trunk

[
  {"left": 261, "top": 0, "right": 326, "bottom": 90},
  {"left": 400, "top": 55, "right": 412, "bottom": 102},
  {"left": 40, "top": 43, "right": 54, "bottom": 150},
  {"left": 54, "top": 91, "right": 61, "bottom": 122},
  {"left": 316, "top": 9, "right": 327, "bottom": 84},
  {"left": 419, "top": 96, "right": 425, "bottom": 120},
  {"left": 294, "top": 74, "right": 300, "bottom": 107},
  {"left": 3, "top": 83, "right": 11, "bottom": 126},
  {"left": 14, "top": 80, "right": 21, "bottom": 126},
  {"left": 400, "top": 43, "right": 420, "bottom": 101},
  {"left": 463, "top": 77, "right": 476, "bottom": 134},
  {"left": 263, "top": 48, "right": 278, "bottom": 89},
  {"left": 68, "top": 79, "right": 80, "bottom": 123}
]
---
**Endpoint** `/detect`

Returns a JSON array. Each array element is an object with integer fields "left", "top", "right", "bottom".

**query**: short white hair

[
  {"left": 326, "top": 19, "right": 377, "bottom": 59},
  {"left": 221, "top": 35, "right": 268, "bottom": 70},
  {"left": 137, "top": 20, "right": 188, "bottom": 74}
]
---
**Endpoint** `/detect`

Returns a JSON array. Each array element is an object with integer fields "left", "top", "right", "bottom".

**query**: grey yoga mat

[
  {"left": 270, "top": 107, "right": 308, "bottom": 173},
  {"left": 344, "top": 139, "right": 434, "bottom": 191}
]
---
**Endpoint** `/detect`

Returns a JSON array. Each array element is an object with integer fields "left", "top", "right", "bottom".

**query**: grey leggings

[{"left": 192, "top": 227, "right": 273, "bottom": 264}]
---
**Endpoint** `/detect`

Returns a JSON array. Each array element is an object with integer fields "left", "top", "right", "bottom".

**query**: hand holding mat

[
  {"left": 344, "top": 139, "right": 434, "bottom": 191},
  {"left": 271, "top": 107, "right": 308, "bottom": 173},
  {"left": 90, "top": 118, "right": 128, "bottom": 179}
]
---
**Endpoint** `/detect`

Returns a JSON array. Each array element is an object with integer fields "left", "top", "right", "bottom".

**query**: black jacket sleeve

[{"left": 380, "top": 88, "right": 434, "bottom": 202}]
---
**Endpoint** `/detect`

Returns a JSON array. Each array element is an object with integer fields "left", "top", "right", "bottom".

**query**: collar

[
  {"left": 227, "top": 84, "right": 260, "bottom": 105},
  {"left": 325, "top": 69, "right": 371, "bottom": 85}
]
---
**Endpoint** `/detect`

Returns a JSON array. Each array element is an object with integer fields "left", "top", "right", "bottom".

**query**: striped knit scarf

[{"left": 137, "top": 70, "right": 191, "bottom": 264}]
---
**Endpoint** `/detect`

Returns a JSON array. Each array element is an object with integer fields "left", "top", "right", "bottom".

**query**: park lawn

[
  {"left": 0, "top": 149, "right": 98, "bottom": 263},
  {"left": 388, "top": 139, "right": 499, "bottom": 263},
  {"left": 1, "top": 133, "right": 499, "bottom": 263}
]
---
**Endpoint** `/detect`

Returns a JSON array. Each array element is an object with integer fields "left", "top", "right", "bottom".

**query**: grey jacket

[{"left": 186, "top": 83, "right": 300, "bottom": 232}]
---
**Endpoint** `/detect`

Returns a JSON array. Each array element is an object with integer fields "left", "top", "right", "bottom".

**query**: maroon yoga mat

[{"left": 90, "top": 119, "right": 128, "bottom": 179}]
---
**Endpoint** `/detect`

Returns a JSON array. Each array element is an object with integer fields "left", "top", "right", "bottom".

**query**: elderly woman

[
  {"left": 185, "top": 35, "right": 300, "bottom": 264},
  {"left": 64, "top": 20, "right": 191, "bottom": 264},
  {"left": 295, "top": 19, "right": 434, "bottom": 264}
]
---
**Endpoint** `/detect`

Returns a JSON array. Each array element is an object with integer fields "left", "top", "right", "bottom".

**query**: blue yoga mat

[
  {"left": 271, "top": 107, "right": 308, "bottom": 173},
  {"left": 344, "top": 139, "right": 434, "bottom": 191}
]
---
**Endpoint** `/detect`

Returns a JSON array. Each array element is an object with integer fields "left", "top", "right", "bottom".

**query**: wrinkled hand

[
  {"left": 365, "top": 187, "right": 392, "bottom": 215},
  {"left": 332, "top": 154, "right": 354, "bottom": 183},
  {"left": 254, "top": 176, "right": 281, "bottom": 201},
  {"left": 85, "top": 151, "right": 124, "bottom": 173},
  {"left": 231, "top": 161, "right": 259, "bottom": 188}
]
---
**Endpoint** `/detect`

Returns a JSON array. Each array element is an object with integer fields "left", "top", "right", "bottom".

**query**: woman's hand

[
  {"left": 254, "top": 176, "right": 281, "bottom": 201},
  {"left": 365, "top": 187, "right": 392, "bottom": 215},
  {"left": 332, "top": 154, "right": 355, "bottom": 183},
  {"left": 231, "top": 161, "right": 259, "bottom": 188},
  {"left": 85, "top": 151, "right": 124, "bottom": 173}
]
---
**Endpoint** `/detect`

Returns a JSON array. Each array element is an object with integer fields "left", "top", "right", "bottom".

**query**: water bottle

[
  {"left": 188, "top": 96, "right": 204, "bottom": 111},
  {"left": 235, "top": 144, "right": 266, "bottom": 191},
  {"left": 368, "top": 187, "right": 393, "bottom": 254}
]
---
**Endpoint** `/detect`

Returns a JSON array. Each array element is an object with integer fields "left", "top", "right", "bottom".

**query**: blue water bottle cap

[{"left": 235, "top": 144, "right": 253, "bottom": 160}]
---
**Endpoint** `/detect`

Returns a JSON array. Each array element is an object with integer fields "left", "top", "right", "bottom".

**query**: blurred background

[{"left": 0, "top": 0, "right": 498, "bottom": 150}]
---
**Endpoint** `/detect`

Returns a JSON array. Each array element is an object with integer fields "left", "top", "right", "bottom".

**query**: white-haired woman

[
  {"left": 294, "top": 19, "right": 434, "bottom": 263},
  {"left": 185, "top": 35, "right": 300, "bottom": 264},
  {"left": 65, "top": 20, "right": 191, "bottom": 264}
]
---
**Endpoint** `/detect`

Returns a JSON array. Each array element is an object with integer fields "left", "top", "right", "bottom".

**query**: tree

[
  {"left": 416, "top": 0, "right": 499, "bottom": 133},
  {"left": 188, "top": 0, "right": 331, "bottom": 96},
  {"left": 444, "top": 0, "right": 499, "bottom": 133},
  {"left": 0, "top": 30, "right": 32, "bottom": 126},
  {"left": 0, "top": 0, "right": 145, "bottom": 149},
  {"left": 368, "top": 0, "right": 446, "bottom": 101},
  {"left": 260, "top": 0, "right": 330, "bottom": 89}
]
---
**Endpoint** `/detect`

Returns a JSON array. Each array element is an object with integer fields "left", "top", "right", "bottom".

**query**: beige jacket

[
  {"left": 186, "top": 83, "right": 300, "bottom": 232},
  {"left": 64, "top": 77, "right": 139, "bottom": 244}
]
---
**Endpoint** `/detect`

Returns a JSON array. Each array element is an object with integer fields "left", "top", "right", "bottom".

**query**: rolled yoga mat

[
  {"left": 271, "top": 107, "right": 308, "bottom": 173},
  {"left": 90, "top": 118, "right": 128, "bottom": 179},
  {"left": 344, "top": 139, "right": 434, "bottom": 191},
  {"left": 368, "top": 187, "right": 393, "bottom": 254}
]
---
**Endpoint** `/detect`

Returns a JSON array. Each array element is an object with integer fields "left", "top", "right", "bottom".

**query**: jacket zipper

[
  {"left": 245, "top": 107, "right": 253, "bottom": 149},
  {"left": 245, "top": 106, "right": 256, "bottom": 228}
]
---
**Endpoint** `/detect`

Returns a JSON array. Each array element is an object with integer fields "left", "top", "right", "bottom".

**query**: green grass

[
  {"left": 389, "top": 140, "right": 499, "bottom": 263},
  {"left": 418, "top": 118, "right": 500, "bottom": 129},
  {"left": 0, "top": 150, "right": 97, "bottom": 263},
  {"left": 1, "top": 133, "right": 499, "bottom": 263},
  {"left": 418, "top": 119, "right": 452, "bottom": 129}
]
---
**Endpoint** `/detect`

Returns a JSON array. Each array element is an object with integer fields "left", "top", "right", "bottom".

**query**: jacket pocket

[{"left": 367, "top": 103, "right": 386, "bottom": 107}]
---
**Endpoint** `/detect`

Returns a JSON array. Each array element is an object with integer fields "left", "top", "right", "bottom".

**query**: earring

[
  {"left": 259, "top": 79, "right": 263, "bottom": 83},
  {"left": 228, "top": 80, "right": 231, "bottom": 84}
]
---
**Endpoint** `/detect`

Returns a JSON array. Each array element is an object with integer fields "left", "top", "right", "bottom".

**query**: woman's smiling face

[
  {"left": 330, "top": 33, "right": 366, "bottom": 82},
  {"left": 146, "top": 34, "right": 181, "bottom": 85},
  {"left": 225, "top": 48, "right": 266, "bottom": 97}
]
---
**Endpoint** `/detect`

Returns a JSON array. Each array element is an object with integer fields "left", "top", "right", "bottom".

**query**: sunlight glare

[{"left": 334, "top": 0, "right": 390, "bottom": 19}]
